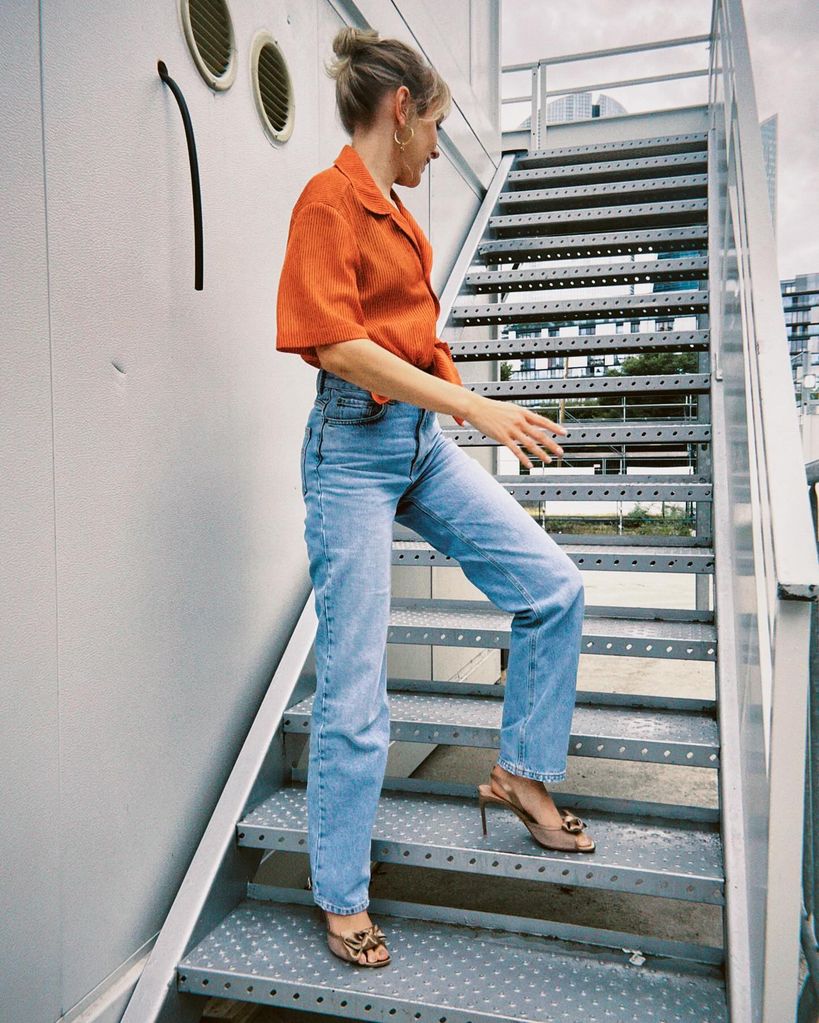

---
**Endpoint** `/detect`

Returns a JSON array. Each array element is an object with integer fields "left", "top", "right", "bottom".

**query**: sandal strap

[{"left": 489, "top": 768, "right": 589, "bottom": 834}]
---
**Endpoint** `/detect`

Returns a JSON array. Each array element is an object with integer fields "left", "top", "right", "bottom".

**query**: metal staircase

[
  {"left": 187, "top": 131, "right": 729, "bottom": 1021},
  {"left": 121, "top": 6, "right": 819, "bottom": 1022}
]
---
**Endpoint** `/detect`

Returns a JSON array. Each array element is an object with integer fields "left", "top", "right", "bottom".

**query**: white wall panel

[
  {"left": 36, "top": 0, "right": 319, "bottom": 1010},
  {"left": 0, "top": 5, "right": 62, "bottom": 1022},
  {"left": 2, "top": 0, "right": 501, "bottom": 1016}
]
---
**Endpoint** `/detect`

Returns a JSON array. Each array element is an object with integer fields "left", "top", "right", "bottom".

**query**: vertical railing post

[
  {"left": 800, "top": 465, "right": 819, "bottom": 1020},
  {"left": 538, "top": 59, "right": 548, "bottom": 149}
]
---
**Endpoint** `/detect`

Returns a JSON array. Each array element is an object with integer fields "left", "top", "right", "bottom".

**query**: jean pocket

[
  {"left": 322, "top": 393, "right": 388, "bottom": 425},
  {"left": 300, "top": 425, "right": 312, "bottom": 495}
]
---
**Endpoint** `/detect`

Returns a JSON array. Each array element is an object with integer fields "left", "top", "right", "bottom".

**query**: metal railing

[
  {"left": 501, "top": 33, "right": 711, "bottom": 150},
  {"left": 707, "top": 0, "right": 819, "bottom": 1019},
  {"left": 801, "top": 460, "right": 819, "bottom": 1022}
]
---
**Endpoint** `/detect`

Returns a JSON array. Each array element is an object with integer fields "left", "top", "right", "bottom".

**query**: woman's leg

[
  {"left": 300, "top": 385, "right": 421, "bottom": 919},
  {"left": 395, "top": 425, "right": 585, "bottom": 784}
]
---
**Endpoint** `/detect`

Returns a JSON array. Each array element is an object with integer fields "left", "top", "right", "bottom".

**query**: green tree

[{"left": 586, "top": 350, "right": 701, "bottom": 420}]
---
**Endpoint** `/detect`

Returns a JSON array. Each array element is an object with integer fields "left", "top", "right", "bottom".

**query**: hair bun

[{"left": 332, "top": 26, "right": 380, "bottom": 60}]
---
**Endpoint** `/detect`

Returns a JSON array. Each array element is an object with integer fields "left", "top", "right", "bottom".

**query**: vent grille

[
  {"left": 252, "top": 33, "right": 294, "bottom": 144},
  {"left": 181, "top": 0, "right": 236, "bottom": 90}
]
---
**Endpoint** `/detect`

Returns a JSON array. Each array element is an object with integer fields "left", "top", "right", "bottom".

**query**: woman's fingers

[
  {"left": 527, "top": 410, "right": 568, "bottom": 436},
  {"left": 507, "top": 438, "right": 537, "bottom": 470},
  {"left": 520, "top": 424, "right": 564, "bottom": 460},
  {"left": 508, "top": 429, "right": 559, "bottom": 469},
  {"left": 465, "top": 397, "right": 567, "bottom": 468},
  {"left": 521, "top": 432, "right": 556, "bottom": 466}
]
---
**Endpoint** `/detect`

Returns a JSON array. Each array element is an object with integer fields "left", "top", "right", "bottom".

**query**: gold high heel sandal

[
  {"left": 477, "top": 765, "right": 596, "bottom": 854},
  {"left": 323, "top": 910, "right": 392, "bottom": 967}
]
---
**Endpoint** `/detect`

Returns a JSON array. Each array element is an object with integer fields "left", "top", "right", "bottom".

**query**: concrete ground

[{"left": 202, "top": 569, "right": 808, "bottom": 1022}]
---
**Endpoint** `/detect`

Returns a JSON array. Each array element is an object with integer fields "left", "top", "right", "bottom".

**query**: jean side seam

[
  {"left": 517, "top": 629, "right": 538, "bottom": 765},
  {"left": 402, "top": 494, "right": 542, "bottom": 620},
  {"left": 313, "top": 414, "right": 332, "bottom": 896}
]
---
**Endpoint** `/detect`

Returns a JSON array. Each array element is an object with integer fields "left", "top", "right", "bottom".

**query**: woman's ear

[{"left": 394, "top": 84, "right": 412, "bottom": 127}]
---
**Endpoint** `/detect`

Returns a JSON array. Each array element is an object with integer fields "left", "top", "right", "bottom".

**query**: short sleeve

[{"left": 276, "top": 202, "right": 369, "bottom": 358}]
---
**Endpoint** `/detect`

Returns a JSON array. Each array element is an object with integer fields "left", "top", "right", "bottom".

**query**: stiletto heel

[{"left": 479, "top": 794, "right": 488, "bottom": 835}]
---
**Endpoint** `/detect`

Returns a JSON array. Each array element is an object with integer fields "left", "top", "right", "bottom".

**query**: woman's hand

[{"left": 462, "top": 393, "right": 567, "bottom": 470}]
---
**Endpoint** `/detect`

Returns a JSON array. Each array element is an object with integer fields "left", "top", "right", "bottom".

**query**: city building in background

[
  {"left": 761, "top": 112, "right": 778, "bottom": 233},
  {"left": 519, "top": 89, "right": 627, "bottom": 130},
  {"left": 783, "top": 272, "right": 819, "bottom": 404}
]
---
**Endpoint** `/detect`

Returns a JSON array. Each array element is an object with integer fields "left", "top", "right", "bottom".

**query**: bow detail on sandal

[
  {"left": 324, "top": 916, "right": 391, "bottom": 967},
  {"left": 558, "top": 809, "right": 587, "bottom": 833}
]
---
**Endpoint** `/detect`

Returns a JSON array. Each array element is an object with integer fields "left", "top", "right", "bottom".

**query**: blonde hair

[{"left": 325, "top": 27, "right": 452, "bottom": 135}]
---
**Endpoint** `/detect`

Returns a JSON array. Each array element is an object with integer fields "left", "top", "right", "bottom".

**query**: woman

[{"left": 276, "top": 26, "right": 592, "bottom": 968}]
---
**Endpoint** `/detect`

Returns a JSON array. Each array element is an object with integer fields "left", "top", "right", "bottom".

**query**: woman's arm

[
  {"left": 317, "top": 337, "right": 476, "bottom": 420},
  {"left": 317, "top": 338, "right": 566, "bottom": 468}
]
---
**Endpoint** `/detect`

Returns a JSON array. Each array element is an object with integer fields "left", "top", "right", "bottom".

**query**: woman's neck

[{"left": 350, "top": 136, "right": 397, "bottom": 205}]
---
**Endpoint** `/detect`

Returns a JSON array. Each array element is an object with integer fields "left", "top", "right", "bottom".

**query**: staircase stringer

[{"left": 436, "top": 152, "right": 518, "bottom": 338}]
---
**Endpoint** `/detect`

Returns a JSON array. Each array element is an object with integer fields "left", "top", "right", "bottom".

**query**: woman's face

[{"left": 393, "top": 108, "right": 443, "bottom": 188}]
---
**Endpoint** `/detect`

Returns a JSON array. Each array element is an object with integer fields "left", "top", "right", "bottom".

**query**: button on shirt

[{"left": 276, "top": 144, "right": 466, "bottom": 426}]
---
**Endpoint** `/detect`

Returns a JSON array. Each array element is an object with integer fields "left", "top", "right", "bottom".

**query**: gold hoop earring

[{"left": 394, "top": 126, "right": 415, "bottom": 152}]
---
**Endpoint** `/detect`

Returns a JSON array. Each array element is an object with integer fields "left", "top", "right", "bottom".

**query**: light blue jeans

[{"left": 300, "top": 368, "right": 585, "bottom": 915}]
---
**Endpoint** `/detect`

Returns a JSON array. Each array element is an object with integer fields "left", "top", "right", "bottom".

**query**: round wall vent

[
  {"left": 180, "top": 0, "right": 237, "bottom": 91},
  {"left": 251, "top": 32, "right": 295, "bottom": 144}
]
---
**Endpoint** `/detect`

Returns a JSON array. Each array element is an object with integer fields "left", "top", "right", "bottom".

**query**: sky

[{"left": 500, "top": 0, "right": 819, "bottom": 280}]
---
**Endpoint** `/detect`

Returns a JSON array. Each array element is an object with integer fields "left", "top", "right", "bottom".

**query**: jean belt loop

[{"left": 317, "top": 367, "right": 327, "bottom": 394}]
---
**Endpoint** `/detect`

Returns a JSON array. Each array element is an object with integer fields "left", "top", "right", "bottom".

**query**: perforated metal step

[
  {"left": 463, "top": 256, "right": 708, "bottom": 294},
  {"left": 515, "top": 131, "right": 709, "bottom": 168},
  {"left": 468, "top": 373, "right": 710, "bottom": 402},
  {"left": 490, "top": 198, "right": 708, "bottom": 237},
  {"left": 497, "top": 173, "right": 707, "bottom": 213},
  {"left": 507, "top": 151, "right": 707, "bottom": 187},
  {"left": 282, "top": 689, "right": 719, "bottom": 766},
  {"left": 387, "top": 598, "right": 717, "bottom": 660},
  {"left": 440, "top": 419, "right": 711, "bottom": 449},
  {"left": 394, "top": 525, "right": 711, "bottom": 550},
  {"left": 494, "top": 473, "right": 712, "bottom": 503},
  {"left": 447, "top": 329, "right": 710, "bottom": 362},
  {"left": 238, "top": 783, "right": 723, "bottom": 903},
  {"left": 451, "top": 289, "right": 708, "bottom": 327},
  {"left": 392, "top": 539, "right": 714, "bottom": 574},
  {"left": 477, "top": 225, "right": 708, "bottom": 263},
  {"left": 177, "top": 898, "right": 728, "bottom": 1023}
]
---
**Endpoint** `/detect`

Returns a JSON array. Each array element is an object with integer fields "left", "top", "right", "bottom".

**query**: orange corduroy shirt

[{"left": 276, "top": 144, "right": 466, "bottom": 426}]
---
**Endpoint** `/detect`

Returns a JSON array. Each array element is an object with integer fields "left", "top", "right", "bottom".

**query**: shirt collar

[{"left": 333, "top": 144, "right": 407, "bottom": 217}]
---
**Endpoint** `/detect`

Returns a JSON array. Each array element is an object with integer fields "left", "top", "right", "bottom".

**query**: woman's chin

[{"left": 396, "top": 169, "right": 423, "bottom": 188}]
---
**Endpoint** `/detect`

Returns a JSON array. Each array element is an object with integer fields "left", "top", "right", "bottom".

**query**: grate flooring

[
  {"left": 239, "top": 784, "right": 724, "bottom": 903},
  {"left": 177, "top": 900, "right": 728, "bottom": 1023}
]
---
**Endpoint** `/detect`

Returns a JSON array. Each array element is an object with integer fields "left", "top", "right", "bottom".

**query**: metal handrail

[
  {"left": 501, "top": 34, "right": 711, "bottom": 71},
  {"left": 709, "top": 1, "right": 819, "bottom": 1018},
  {"left": 501, "top": 34, "right": 711, "bottom": 150},
  {"left": 502, "top": 70, "right": 709, "bottom": 105},
  {"left": 710, "top": 2, "right": 819, "bottom": 602},
  {"left": 801, "top": 461, "right": 819, "bottom": 1020}
]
